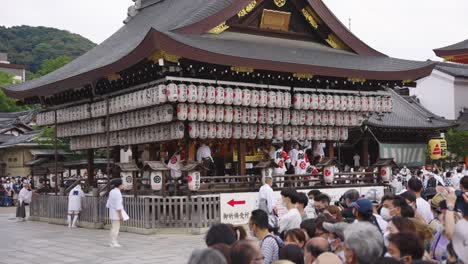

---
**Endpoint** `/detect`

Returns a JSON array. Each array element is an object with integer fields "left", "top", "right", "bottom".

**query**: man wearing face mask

[
  {"left": 314, "top": 193, "right": 330, "bottom": 216},
  {"left": 323, "top": 222, "right": 348, "bottom": 262},
  {"left": 307, "top": 190, "right": 320, "bottom": 219}
]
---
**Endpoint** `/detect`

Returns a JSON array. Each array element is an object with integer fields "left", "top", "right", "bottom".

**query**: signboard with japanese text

[{"left": 220, "top": 186, "right": 386, "bottom": 225}]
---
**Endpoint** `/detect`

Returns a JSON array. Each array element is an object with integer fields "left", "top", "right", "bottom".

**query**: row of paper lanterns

[
  {"left": 177, "top": 104, "right": 361, "bottom": 127},
  {"left": 37, "top": 82, "right": 391, "bottom": 126},
  {"left": 69, "top": 122, "right": 185, "bottom": 150},
  {"left": 188, "top": 122, "right": 349, "bottom": 141}
]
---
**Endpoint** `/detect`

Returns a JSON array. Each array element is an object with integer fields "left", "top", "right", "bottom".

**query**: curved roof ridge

[{"left": 434, "top": 38, "right": 468, "bottom": 57}]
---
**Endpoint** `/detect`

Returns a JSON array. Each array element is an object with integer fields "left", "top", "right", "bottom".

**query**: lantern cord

[{"left": 367, "top": 127, "right": 382, "bottom": 145}]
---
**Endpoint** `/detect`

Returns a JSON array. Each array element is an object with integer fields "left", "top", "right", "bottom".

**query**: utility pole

[{"left": 348, "top": 18, "right": 352, "bottom": 31}]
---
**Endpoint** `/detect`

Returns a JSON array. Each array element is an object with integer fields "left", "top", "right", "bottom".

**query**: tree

[
  {"left": 30, "top": 56, "right": 72, "bottom": 79},
  {"left": 446, "top": 128, "right": 468, "bottom": 161},
  {"left": 0, "top": 71, "right": 29, "bottom": 112}
]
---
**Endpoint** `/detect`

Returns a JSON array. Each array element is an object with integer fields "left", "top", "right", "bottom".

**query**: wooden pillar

[
  {"left": 149, "top": 143, "right": 158, "bottom": 161},
  {"left": 87, "top": 149, "right": 95, "bottom": 188},
  {"left": 131, "top": 145, "right": 139, "bottom": 164},
  {"left": 188, "top": 141, "right": 196, "bottom": 161},
  {"left": 328, "top": 142, "right": 334, "bottom": 159},
  {"left": 238, "top": 140, "right": 247, "bottom": 176},
  {"left": 362, "top": 136, "right": 369, "bottom": 167},
  {"left": 111, "top": 146, "right": 121, "bottom": 179}
]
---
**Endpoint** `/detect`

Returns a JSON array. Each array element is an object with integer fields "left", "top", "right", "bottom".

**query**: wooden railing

[{"left": 29, "top": 194, "right": 220, "bottom": 229}]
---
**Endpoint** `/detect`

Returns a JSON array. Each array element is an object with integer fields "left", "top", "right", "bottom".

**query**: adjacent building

[{"left": 0, "top": 53, "right": 26, "bottom": 83}]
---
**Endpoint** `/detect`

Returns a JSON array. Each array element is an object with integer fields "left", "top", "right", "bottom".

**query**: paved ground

[{"left": 0, "top": 207, "right": 204, "bottom": 264}]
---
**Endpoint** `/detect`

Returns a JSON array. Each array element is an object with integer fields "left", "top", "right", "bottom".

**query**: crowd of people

[
  {"left": 0, "top": 175, "right": 32, "bottom": 207},
  {"left": 188, "top": 167, "right": 468, "bottom": 264}
]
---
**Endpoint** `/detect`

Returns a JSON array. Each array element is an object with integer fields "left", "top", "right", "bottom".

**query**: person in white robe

[
  {"left": 17, "top": 183, "right": 32, "bottom": 221},
  {"left": 106, "top": 179, "right": 128, "bottom": 247},
  {"left": 67, "top": 184, "right": 85, "bottom": 228}
]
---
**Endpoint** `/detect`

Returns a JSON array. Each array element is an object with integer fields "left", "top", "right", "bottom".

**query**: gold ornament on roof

[
  {"left": 274, "top": 0, "right": 286, "bottom": 7},
  {"left": 347, "top": 77, "right": 366, "bottom": 83},
  {"left": 208, "top": 22, "right": 229, "bottom": 34},
  {"left": 230, "top": 66, "right": 254, "bottom": 73},
  {"left": 238, "top": 0, "right": 257, "bottom": 17},
  {"left": 301, "top": 8, "right": 318, "bottom": 29},
  {"left": 293, "top": 73, "right": 313, "bottom": 79},
  {"left": 326, "top": 34, "right": 347, "bottom": 50},
  {"left": 148, "top": 50, "right": 180, "bottom": 63},
  {"left": 107, "top": 73, "right": 121, "bottom": 81}
]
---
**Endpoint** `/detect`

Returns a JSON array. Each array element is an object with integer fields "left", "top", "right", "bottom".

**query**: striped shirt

[{"left": 260, "top": 235, "right": 279, "bottom": 264}]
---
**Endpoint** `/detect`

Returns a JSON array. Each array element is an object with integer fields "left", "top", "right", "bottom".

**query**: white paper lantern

[
  {"left": 311, "top": 94, "right": 319, "bottom": 110},
  {"left": 258, "top": 108, "right": 267, "bottom": 124},
  {"left": 267, "top": 91, "right": 277, "bottom": 108},
  {"left": 241, "top": 124, "right": 250, "bottom": 139},
  {"left": 293, "top": 93, "right": 303, "bottom": 110},
  {"left": 274, "top": 126, "right": 283, "bottom": 140},
  {"left": 251, "top": 90, "right": 260, "bottom": 107},
  {"left": 283, "top": 92, "right": 291, "bottom": 108},
  {"left": 224, "top": 106, "right": 234, "bottom": 123},
  {"left": 178, "top": 84, "right": 188, "bottom": 102},
  {"left": 206, "top": 86, "right": 216, "bottom": 104},
  {"left": 250, "top": 108, "right": 259, "bottom": 124},
  {"left": 326, "top": 95, "right": 334, "bottom": 110},
  {"left": 368, "top": 96, "right": 375, "bottom": 112},
  {"left": 321, "top": 111, "right": 329, "bottom": 126},
  {"left": 206, "top": 105, "right": 216, "bottom": 122},
  {"left": 233, "top": 88, "right": 243, "bottom": 106},
  {"left": 259, "top": 90, "right": 268, "bottom": 107},
  {"left": 257, "top": 125, "right": 266, "bottom": 139},
  {"left": 333, "top": 95, "right": 341, "bottom": 111},
  {"left": 224, "top": 124, "right": 232, "bottom": 138},
  {"left": 232, "top": 124, "right": 242, "bottom": 139},
  {"left": 166, "top": 83, "right": 178, "bottom": 102},
  {"left": 276, "top": 91, "right": 284, "bottom": 108},
  {"left": 267, "top": 109, "right": 275, "bottom": 124},
  {"left": 241, "top": 107, "right": 250, "bottom": 124},
  {"left": 340, "top": 127, "right": 348, "bottom": 141},
  {"left": 314, "top": 111, "right": 322, "bottom": 126},
  {"left": 314, "top": 127, "right": 321, "bottom": 141},
  {"left": 340, "top": 95, "right": 347, "bottom": 111},
  {"left": 283, "top": 126, "right": 292, "bottom": 141},
  {"left": 347, "top": 95, "right": 355, "bottom": 111},
  {"left": 282, "top": 109, "right": 290, "bottom": 125},
  {"left": 215, "top": 106, "right": 225, "bottom": 123},
  {"left": 233, "top": 107, "right": 242, "bottom": 123},
  {"left": 208, "top": 123, "right": 216, "bottom": 138},
  {"left": 216, "top": 123, "right": 225, "bottom": 138},
  {"left": 375, "top": 96, "right": 382, "bottom": 112},
  {"left": 328, "top": 111, "right": 336, "bottom": 126},
  {"left": 242, "top": 89, "right": 251, "bottom": 106},
  {"left": 187, "top": 84, "right": 198, "bottom": 103},
  {"left": 197, "top": 85, "right": 207, "bottom": 104},
  {"left": 321, "top": 127, "right": 328, "bottom": 141},
  {"left": 177, "top": 104, "right": 188, "bottom": 120},
  {"left": 274, "top": 109, "right": 283, "bottom": 125},
  {"left": 172, "top": 122, "right": 185, "bottom": 139},
  {"left": 302, "top": 94, "right": 311, "bottom": 110},
  {"left": 215, "top": 86, "right": 225, "bottom": 105},
  {"left": 249, "top": 124, "right": 257, "bottom": 139},
  {"left": 361, "top": 96, "right": 369, "bottom": 112},
  {"left": 188, "top": 122, "right": 199, "bottom": 138},
  {"left": 350, "top": 112, "right": 358, "bottom": 126},
  {"left": 299, "top": 127, "right": 306, "bottom": 141},
  {"left": 306, "top": 127, "right": 314, "bottom": 140},
  {"left": 354, "top": 96, "right": 362, "bottom": 111},
  {"left": 318, "top": 94, "right": 326, "bottom": 110},
  {"left": 291, "top": 126, "right": 300, "bottom": 140},
  {"left": 342, "top": 112, "right": 349, "bottom": 126},
  {"left": 305, "top": 111, "right": 314, "bottom": 126},
  {"left": 336, "top": 112, "right": 344, "bottom": 126},
  {"left": 290, "top": 110, "right": 299, "bottom": 126},
  {"left": 225, "top": 87, "right": 234, "bottom": 105},
  {"left": 381, "top": 97, "right": 388, "bottom": 112},
  {"left": 266, "top": 125, "right": 274, "bottom": 139},
  {"left": 197, "top": 104, "right": 207, "bottom": 122},
  {"left": 299, "top": 111, "right": 306, "bottom": 125}
]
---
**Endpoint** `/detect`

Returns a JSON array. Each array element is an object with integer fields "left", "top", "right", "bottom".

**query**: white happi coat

[
  {"left": 271, "top": 148, "right": 291, "bottom": 175},
  {"left": 167, "top": 151, "right": 185, "bottom": 179},
  {"left": 293, "top": 150, "right": 310, "bottom": 175},
  {"left": 68, "top": 185, "right": 85, "bottom": 211}
]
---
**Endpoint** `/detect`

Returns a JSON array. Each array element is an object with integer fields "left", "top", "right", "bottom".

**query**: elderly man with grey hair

[
  {"left": 187, "top": 248, "right": 227, "bottom": 264},
  {"left": 343, "top": 222, "right": 384, "bottom": 264}
]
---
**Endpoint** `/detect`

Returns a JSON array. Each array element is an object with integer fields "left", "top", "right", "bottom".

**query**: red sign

[
  {"left": 325, "top": 170, "right": 331, "bottom": 177},
  {"left": 227, "top": 199, "right": 246, "bottom": 207},
  {"left": 381, "top": 169, "right": 387, "bottom": 176},
  {"left": 432, "top": 144, "right": 441, "bottom": 155}
]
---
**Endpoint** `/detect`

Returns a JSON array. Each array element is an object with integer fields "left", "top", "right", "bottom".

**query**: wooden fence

[{"left": 30, "top": 194, "right": 220, "bottom": 229}]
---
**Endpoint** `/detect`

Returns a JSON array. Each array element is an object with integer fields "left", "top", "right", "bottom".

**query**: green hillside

[{"left": 0, "top": 25, "right": 96, "bottom": 74}]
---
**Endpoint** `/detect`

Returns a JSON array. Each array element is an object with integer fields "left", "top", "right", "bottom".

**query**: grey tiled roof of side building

[
  {"left": 365, "top": 89, "right": 456, "bottom": 130},
  {"left": 0, "top": 130, "right": 41, "bottom": 148},
  {"left": 435, "top": 62, "right": 468, "bottom": 78},
  {"left": 435, "top": 38, "right": 468, "bottom": 51}
]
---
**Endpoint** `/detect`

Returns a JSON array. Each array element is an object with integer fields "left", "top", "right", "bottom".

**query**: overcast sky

[{"left": 1, "top": 0, "right": 468, "bottom": 61}]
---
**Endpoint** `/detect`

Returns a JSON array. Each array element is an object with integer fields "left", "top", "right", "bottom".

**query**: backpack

[
  {"left": 427, "top": 176, "right": 437, "bottom": 189},
  {"left": 261, "top": 235, "right": 284, "bottom": 259}
]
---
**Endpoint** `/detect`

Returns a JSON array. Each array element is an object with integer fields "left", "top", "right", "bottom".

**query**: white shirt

[
  {"left": 18, "top": 187, "right": 32, "bottom": 204},
  {"left": 288, "top": 148, "right": 299, "bottom": 168},
  {"left": 196, "top": 144, "right": 212, "bottom": 162},
  {"left": 353, "top": 154, "right": 360, "bottom": 167},
  {"left": 279, "top": 208, "right": 301, "bottom": 234},
  {"left": 374, "top": 214, "right": 388, "bottom": 234},
  {"left": 313, "top": 143, "right": 325, "bottom": 157},
  {"left": 68, "top": 186, "right": 85, "bottom": 211},
  {"left": 106, "top": 188, "right": 124, "bottom": 220},
  {"left": 452, "top": 173, "right": 464, "bottom": 189},
  {"left": 293, "top": 150, "right": 310, "bottom": 175},
  {"left": 259, "top": 184, "right": 276, "bottom": 213},
  {"left": 416, "top": 197, "right": 434, "bottom": 224},
  {"left": 271, "top": 148, "right": 291, "bottom": 175}
]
